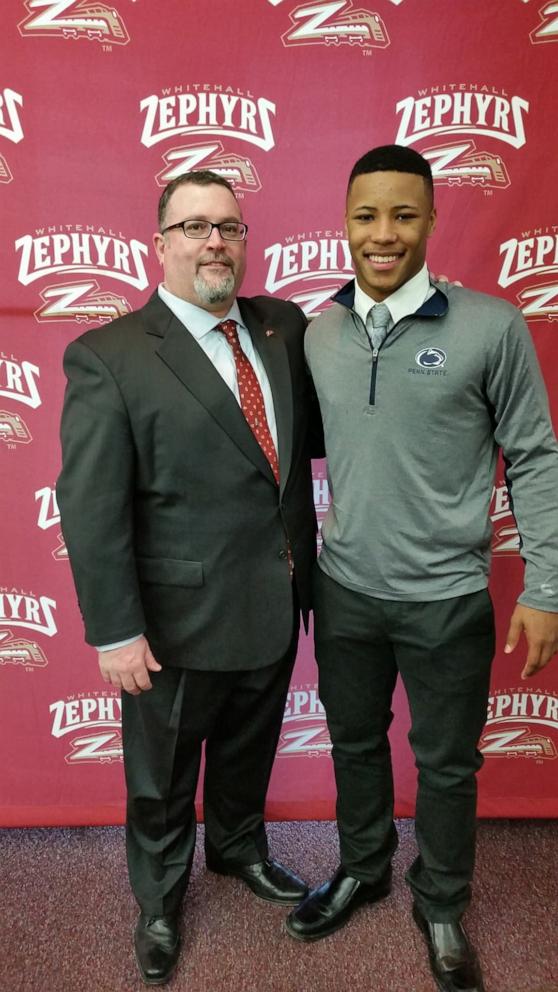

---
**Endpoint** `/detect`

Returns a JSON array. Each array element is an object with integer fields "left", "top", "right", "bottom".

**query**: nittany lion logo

[{"left": 415, "top": 347, "right": 446, "bottom": 368}]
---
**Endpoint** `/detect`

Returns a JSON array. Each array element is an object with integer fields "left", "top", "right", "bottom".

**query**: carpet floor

[{"left": 1, "top": 819, "right": 556, "bottom": 992}]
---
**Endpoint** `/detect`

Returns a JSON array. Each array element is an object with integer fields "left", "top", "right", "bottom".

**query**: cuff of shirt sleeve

[{"left": 96, "top": 634, "right": 143, "bottom": 652}]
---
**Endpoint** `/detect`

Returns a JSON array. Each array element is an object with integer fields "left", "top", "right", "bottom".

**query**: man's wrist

[{"left": 96, "top": 634, "right": 143, "bottom": 652}]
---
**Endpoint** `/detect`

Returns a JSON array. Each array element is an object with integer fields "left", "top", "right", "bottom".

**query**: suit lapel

[
  {"left": 141, "top": 292, "right": 276, "bottom": 485},
  {"left": 239, "top": 299, "right": 294, "bottom": 496}
]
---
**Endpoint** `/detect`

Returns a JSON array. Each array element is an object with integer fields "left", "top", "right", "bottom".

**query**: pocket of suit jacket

[{"left": 136, "top": 557, "right": 204, "bottom": 587}]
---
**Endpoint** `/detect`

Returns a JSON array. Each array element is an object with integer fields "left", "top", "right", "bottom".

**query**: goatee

[{"left": 194, "top": 269, "right": 235, "bottom": 306}]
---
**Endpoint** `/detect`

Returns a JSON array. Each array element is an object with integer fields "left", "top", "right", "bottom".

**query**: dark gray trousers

[
  {"left": 121, "top": 620, "right": 299, "bottom": 916},
  {"left": 313, "top": 567, "right": 494, "bottom": 921}
]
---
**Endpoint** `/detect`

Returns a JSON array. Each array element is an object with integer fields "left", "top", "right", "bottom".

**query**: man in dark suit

[{"left": 58, "top": 170, "right": 319, "bottom": 985}]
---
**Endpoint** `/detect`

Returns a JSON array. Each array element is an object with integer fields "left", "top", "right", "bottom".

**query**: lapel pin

[{"left": 265, "top": 329, "right": 275, "bottom": 337}]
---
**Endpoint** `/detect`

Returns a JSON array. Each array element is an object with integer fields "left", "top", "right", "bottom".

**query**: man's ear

[
  {"left": 428, "top": 207, "right": 437, "bottom": 238},
  {"left": 152, "top": 231, "right": 165, "bottom": 266}
]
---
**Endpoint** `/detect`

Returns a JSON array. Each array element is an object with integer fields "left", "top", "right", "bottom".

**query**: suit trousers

[
  {"left": 121, "top": 616, "right": 299, "bottom": 916},
  {"left": 313, "top": 567, "right": 495, "bottom": 921}
]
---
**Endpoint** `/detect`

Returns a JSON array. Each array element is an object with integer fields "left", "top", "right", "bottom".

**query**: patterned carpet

[{"left": 2, "top": 819, "right": 557, "bottom": 992}]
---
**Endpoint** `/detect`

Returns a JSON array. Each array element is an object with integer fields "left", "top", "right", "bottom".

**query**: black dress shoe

[
  {"left": 413, "top": 904, "right": 485, "bottom": 992},
  {"left": 134, "top": 913, "right": 180, "bottom": 986},
  {"left": 206, "top": 856, "right": 308, "bottom": 904},
  {"left": 285, "top": 865, "right": 391, "bottom": 941}
]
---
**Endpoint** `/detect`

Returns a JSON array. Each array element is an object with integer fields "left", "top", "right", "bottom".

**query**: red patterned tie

[{"left": 216, "top": 320, "right": 280, "bottom": 484}]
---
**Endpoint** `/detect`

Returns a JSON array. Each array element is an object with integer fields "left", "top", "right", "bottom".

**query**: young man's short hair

[{"left": 348, "top": 145, "right": 434, "bottom": 201}]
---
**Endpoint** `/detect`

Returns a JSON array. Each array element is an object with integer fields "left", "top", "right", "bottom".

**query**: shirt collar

[
  {"left": 158, "top": 283, "right": 243, "bottom": 339},
  {"left": 353, "top": 263, "right": 432, "bottom": 327}
]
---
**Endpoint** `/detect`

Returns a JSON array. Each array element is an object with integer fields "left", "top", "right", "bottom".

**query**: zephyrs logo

[
  {"left": 0, "top": 155, "right": 12, "bottom": 184},
  {"left": 0, "top": 89, "right": 24, "bottom": 144},
  {"left": 140, "top": 87, "right": 276, "bottom": 152},
  {"left": 0, "top": 630, "right": 48, "bottom": 669},
  {"left": 0, "top": 354, "right": 41, "bottom": 409},
  {"left": 529, "top": 2, "right": 558, "bottom": 44},
  {"left": 280, "top": 1, "right": 389, "bottom": 49},
  {"left": 396, "top": 87, "right": 529, "bottom": 150},
  {"left": 50, "top": 692, "right": 123, "bottom": 764},
  {"left": 481, "top": 689, "right": 558, "bottom": 759},
  {"left": 18, "top": 0, "right": 130, "bottom": 46},
  {"left": 278, "top": 684, "right": 330, "bottom": 757},
  {"left": 313, "top": 470, "right": 330, "bottom": 550},
  {"left": 35, "top": 486, "right": 67, "bottom": 561},
  {"left": 34, "top": 281, "right": 131, "bottom": 324},
  {"left": 0, "top": 88, "right": 24, "bottom": 184},
  {"left": 0, "top": 588, "right": 57, "bottom": 637},
  {"left": 267, "top": 0, "right": 403, "bottom": 5},
  {"left": 264, "top": 231, "right": 353, "bottom": 317},
  {"left": 155, "top": 142, "right": 261, "bottom": 194},
  {"left": 0, "top": 411, "right": 33, "bottom": 445},
  {"left": 420, "top": 140, "right": 509, "bottom": 190},
  {"left": 36, "top": 486, "right": 59, "bottom": 531},
  {"left": 267, "top": 0, "right": 403, "bottom": 7},
  {"left": 490, "top": 480, "right": 519, "bottom": 555},
  {"left": 15, "top": 226, "right": 149, "bottom": 291},
  {"left": 498, "top": 226, "right": 558, "bottom": 322}
]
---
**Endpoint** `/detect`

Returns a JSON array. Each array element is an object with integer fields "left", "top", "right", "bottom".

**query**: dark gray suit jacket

[{"left": 58, "top": 291, "right": 320, "bottom": 670}]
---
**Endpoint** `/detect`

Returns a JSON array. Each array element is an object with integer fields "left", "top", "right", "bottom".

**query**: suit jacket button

[{"left": 278, "top": 549, "right": 287, "bottom": 559}]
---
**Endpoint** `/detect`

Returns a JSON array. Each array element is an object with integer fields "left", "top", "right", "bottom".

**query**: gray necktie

[{"left": 367, "top": 302, "right": 391, "bottom": 351}]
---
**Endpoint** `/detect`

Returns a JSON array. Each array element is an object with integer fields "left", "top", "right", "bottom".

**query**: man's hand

[
  {"left": 504, "top": 604, "right": 558, "bottom": 678},
  {"left": 98, "top": 636, "right": 162, "bottom": 695},
  {"left": 432, "top": 273, "right": 463, "bottom": 287}
]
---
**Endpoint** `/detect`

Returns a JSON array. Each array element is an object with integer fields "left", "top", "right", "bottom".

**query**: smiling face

[
  {"left": 153, "top": 182, "right": 247, "bottom": 316},
  {"left": 345, "top": 170, "right": 436, "bottom": 302}
]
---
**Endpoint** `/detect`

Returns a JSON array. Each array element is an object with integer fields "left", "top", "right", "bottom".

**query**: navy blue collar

[{"left": 332, "top": 279, "right": 449, "bottom": 319}]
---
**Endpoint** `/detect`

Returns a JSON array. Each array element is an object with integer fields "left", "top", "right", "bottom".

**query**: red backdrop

[{"left": 2, "top": 0, "right": 558, "bottom": 825}]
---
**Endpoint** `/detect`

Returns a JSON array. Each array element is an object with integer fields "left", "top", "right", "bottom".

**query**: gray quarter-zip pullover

[{"left": 305, "top": 279, "right": 558, "bottom": 610}]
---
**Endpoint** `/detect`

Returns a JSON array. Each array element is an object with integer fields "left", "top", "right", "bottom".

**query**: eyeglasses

[{"left": 161, "top": 219, "right": 248, "bottom": 241}]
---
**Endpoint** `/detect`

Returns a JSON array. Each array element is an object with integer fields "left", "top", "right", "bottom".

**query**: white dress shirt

[
  {"left": 353, "top": 263, "right": 435, "bottom": 335},
  {"left": 158, "top": 284, "right": 278, "bottom": 450}
]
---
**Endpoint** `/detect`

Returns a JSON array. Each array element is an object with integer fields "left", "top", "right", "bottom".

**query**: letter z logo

[
  {"left": 422, "top": 140, "right": 510, "bottom": 190},
  {"left": 65, "top": 731, "right": 123, "bottom": 764},
  {"left": 155, "top": 142, "right": 261, "bottom": 193},
  {"left": 516, "top": 282, "right": 558, "bottom": 322},
  {"left": 530, "top": 2, "right": 558, "bottom": 43},
  {"left": 18, "top": 0, "right": 130, "bottom": 45},
  {"left": 481, "top": 725, "right": 556, "bottom": 759},
  {"left": 34, "top": 281, "right": 131, "bottom": 324},
  {"left": 281, "top": 1, "right": 389, "bottom": 49}
]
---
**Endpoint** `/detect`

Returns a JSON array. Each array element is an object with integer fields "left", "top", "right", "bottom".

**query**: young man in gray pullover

[{"left": 285, "top": 145, "right": 558, "bottom": 992}]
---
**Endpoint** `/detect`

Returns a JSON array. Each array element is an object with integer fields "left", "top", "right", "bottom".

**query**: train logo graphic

[
  {"left": 529, "top": 2, "right": 558, "bottom": 44},
  {"left": 0, "top": 154, "right": 12, "bottom": 184},
  {"left": 480, "top": 725, "right": 557, "bottom": 760},
  {"left": 482, "top": 690, "right": 558, "bottom": 761},
  {"left": 34, "top": 280, "right": 131, "bottom": 324},
  {"left": 155, "top": 141, "right": 261, "bottom": 194},
  {"left": 281, "top": 1, "right": 389, "bottom": 49},
  {"left": 0, "top": 629, "right": 48, "bottom": 668},
  {"left": 0, "top": 410, "right": 33, "bottom": 445},
  {"left": 18, "top": 0, "right": 130, "bottom": 45},
  {"left": 422, "top": 140, "right": 510, "bottom": 190}
]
